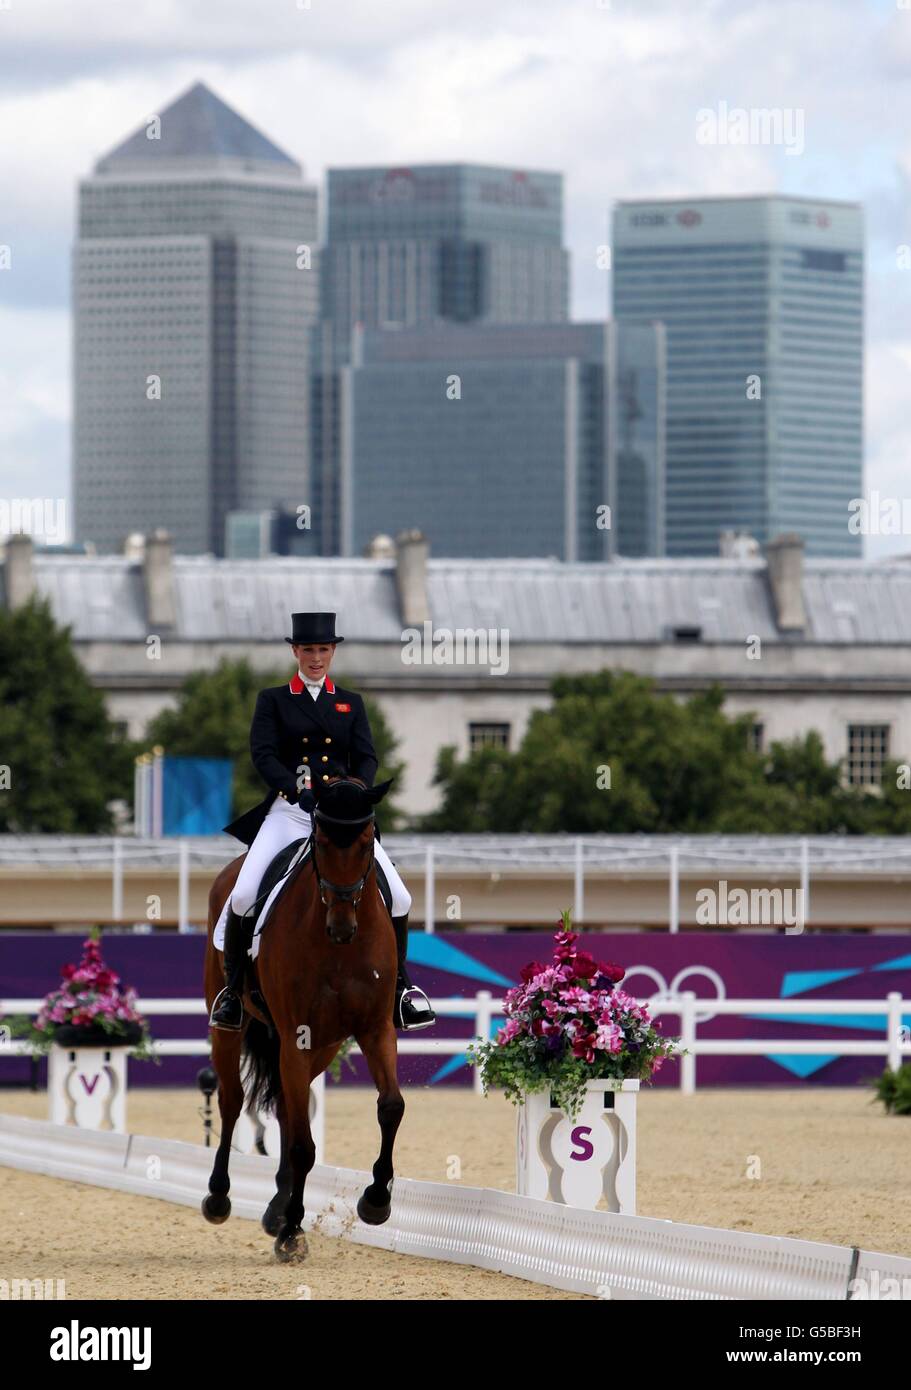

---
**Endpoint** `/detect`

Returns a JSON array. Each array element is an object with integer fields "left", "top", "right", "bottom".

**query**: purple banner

[{"left": 2, "top": 931, "right": 909, "bottom": 1089}]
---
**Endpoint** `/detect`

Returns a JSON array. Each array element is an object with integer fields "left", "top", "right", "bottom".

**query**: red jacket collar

[{"left": 288, "top": 673, "right": 335, "bottom": 696}]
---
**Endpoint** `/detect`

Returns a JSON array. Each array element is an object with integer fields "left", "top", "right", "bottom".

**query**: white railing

[
  {"left": 7, "top": 833, "right": 911, "bottom": 930},
  {"left": 3, "top": 990, "right": 909, "bottom": 1094}
]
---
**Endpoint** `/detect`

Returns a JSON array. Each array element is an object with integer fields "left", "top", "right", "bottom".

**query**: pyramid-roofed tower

[
  {"left": 74, "top": 81, "right": 318, "bottom": 557},
  {"left": 94, "top": 81, "right": 301, "bottom": 178}
]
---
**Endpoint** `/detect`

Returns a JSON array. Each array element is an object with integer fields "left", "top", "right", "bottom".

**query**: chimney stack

[
  {"left": 395, "top": 529, "right": 430, "bottom": 628},
  {"left": 4, "top": 533, "right": 35, "bottom": 610},
  {"left": 766, "top": 533, "right": 805, "bottom": 633},
  {"left": 143, "top": 529, "right": 176, "bottom": 629}
]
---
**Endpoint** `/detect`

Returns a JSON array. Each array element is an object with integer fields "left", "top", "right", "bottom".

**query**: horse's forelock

[{"left": 315, "top": 779, "right": 374, "bottom": 847}]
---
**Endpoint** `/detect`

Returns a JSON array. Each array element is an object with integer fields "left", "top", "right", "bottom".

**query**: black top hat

[{"left": 285, "top": 612, "right": 345, "bottom": 646}]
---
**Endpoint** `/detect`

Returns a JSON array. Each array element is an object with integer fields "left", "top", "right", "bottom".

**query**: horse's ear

[{"left": 366, "top": 778, "right": 393, "bottom": 805}]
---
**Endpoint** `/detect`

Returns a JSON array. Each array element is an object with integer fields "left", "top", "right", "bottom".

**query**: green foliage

[
  {"left": 872, "top": 1064, "right": 911, "bottom": 1116},
  {"left": 0, "top": 596, "right": 134, "bottom": 832},
  {"left": 326, "top": 1036, "right": 357, "bottom": 1082},
  {"left": 144, "top": 659, "right": 405, "bottom": 831},
  {"left": 422, "top": 669, "right": 902, "bottom": 835},
  {"left": 468, "top": 1026, "right": 672, "bottom": 1120}
]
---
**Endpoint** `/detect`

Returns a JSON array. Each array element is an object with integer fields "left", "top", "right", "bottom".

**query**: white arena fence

[
  {"left": 7, "top": 832, "right": 911, "bottom": 929},
  {"left": 2, "top": 1112, "right": 910, "bottom": 1300},
  {"left": 2, "top": 991, "right": 909, "bottom": 1093}
]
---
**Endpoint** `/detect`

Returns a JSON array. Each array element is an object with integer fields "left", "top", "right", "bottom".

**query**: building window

[
  {"left": 748, "top": 722, "right": 764, "bottom": 754},
  {"left": 847, "top": 724, "right": 890, "bottom": 786},
  {"left": 469, "top": 722, "right": 511, "bottom": 753}
]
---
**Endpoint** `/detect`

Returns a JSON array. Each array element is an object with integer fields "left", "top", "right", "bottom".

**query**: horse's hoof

[
  {"left": 202, "top": 1193, "right": 231, "bottom": 1224},
  {"left": 274, "top": 1227, "right": 308, "bottom": 1262},
  {"left": 357, "top": 1193, "right": 392, "bottom": 1226},
  {"left": 262, "top": 1205, "right": 283, "bottom": 1237}
]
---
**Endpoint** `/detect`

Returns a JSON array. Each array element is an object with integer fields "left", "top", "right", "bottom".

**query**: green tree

[
  {"left": 420, "top": 669, "right": 884, "bottom": 835},
  {"left": 0, "top": 596, "right": 133, "bottom": 832},
  {"left": 144, "top": 660, "right": 405, "bottom": 831}
]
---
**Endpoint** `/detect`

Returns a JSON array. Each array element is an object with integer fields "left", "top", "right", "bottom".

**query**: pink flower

[
  {"left": 499, "top": 1018, "right": 524, "bottom": 1045},
  {"left": 595, "top": 1021, "right": 623, "bottom": 1053}
]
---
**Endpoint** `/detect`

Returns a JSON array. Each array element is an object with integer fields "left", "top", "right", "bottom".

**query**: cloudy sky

[{"left": 1, "top": 0, "right": 908, "bottom": 554}]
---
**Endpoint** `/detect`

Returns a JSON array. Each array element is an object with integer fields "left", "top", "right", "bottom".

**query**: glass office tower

[
  {"left": 341, "top": 320, "right": 664, "bottom": 560},
  {"left": 74, "top": 82, "right": 319, "bottom": 554},
  {"left": 323, "top": 165, "right": 568, "bottom": 352},
  {"left": 612, "top": 196, "right": 863, "bottom": 556},
  {"left": 313, "top": 165, "right": 570, "bottom": 553}
]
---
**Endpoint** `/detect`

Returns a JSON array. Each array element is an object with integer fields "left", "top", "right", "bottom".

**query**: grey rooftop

[
  {"left": 2, "top": 531, "right": 911, "bottom": 646},
  {"left": 94, "top": 81, "right": 301, "bottom": 176}
]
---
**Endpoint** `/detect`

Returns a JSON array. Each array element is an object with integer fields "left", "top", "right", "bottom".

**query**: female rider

[{"left": 209, "top": 611, "right": 435, "bottom": 1033}]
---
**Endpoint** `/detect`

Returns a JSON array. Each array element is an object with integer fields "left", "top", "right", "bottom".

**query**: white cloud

[{"left": 1, "top": 0, "right": 909, "bottom": 551}]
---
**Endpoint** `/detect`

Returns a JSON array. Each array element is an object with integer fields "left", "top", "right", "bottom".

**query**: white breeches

[{"left": 229, "top": 795, "right": 411, "bottom": 920}]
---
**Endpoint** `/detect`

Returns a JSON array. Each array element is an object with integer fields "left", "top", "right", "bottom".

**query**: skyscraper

[
  {"left": 74, "top": 82, "right": 319, "bottom": 555},
  {"left": 313, "top": 164, "right": 570, "bottom": 552},
  {"left": 341, "top": 319, "right": 664, "bottom": 560},
  {"left": 612, "top": 195, "right": 863, "bottom": 556}
]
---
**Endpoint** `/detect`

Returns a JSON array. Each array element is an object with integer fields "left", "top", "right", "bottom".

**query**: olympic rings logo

[{"left": 619, "top": 964, "right": 726, "bottom": 1025}]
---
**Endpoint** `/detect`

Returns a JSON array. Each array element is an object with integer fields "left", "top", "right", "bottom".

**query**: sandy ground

[{"left": 2, "top": 1084, "right": 909, "bottom": 1300}]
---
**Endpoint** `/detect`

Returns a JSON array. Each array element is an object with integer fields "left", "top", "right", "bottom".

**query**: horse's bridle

[{"left": 308, "top": 806, "right": 376, "bottom": 911}]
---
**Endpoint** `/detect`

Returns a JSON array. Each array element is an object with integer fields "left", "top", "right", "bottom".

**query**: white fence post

[
  {"left": 887, "top": 992, "right": 903, "bottom": 1073},
  {"left": 680, "top": 990, "right": 696, "bottom": 1094},
  {"left": 178, "top": 839, "right": 190, "bottom": 933},
  {"left": 425, "top": 842, "right": 435, "bottom": 935},
  {"left": 111, "top": 838, "right": 123, "bottom": 924},
  {"left": 669, "top": 845, "right": 679, "bottom": 934},
  {"left": 574, "top": 837, "right": 584, "bottom": 924},
  {"left": 474, "top": 990, "right": 493, "bottom": 1095}
]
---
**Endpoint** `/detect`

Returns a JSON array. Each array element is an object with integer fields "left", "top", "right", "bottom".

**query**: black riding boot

[
  {"left": 209, "top": 908, "right": 249, "bottom": 1031},
  {"left": 392, "top": 912, "right": 436, "bottom": 1032}
]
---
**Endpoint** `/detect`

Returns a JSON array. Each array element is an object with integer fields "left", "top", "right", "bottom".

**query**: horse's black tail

[{"left": 240, "top": 1019, "right": 282, "bottom": 1115}]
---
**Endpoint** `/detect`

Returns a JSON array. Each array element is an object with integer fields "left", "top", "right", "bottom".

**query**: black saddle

[{"left": 250, "top": 836, "right": 393, "bottom": 937}]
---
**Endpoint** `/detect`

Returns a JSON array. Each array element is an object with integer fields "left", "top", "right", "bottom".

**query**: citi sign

[{"left": 630, "top": 210, "right": 702, "bottom": 229}]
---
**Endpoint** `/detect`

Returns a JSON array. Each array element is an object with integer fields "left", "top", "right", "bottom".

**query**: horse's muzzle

[{"left": 326, "top": 912, "right": 358, "bottom": 946}]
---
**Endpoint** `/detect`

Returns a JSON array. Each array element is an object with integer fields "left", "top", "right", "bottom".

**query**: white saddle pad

[{"left": 212, "top": 840, "right": 312, "bottom": 960}]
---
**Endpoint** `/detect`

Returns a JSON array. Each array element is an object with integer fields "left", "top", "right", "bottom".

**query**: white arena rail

[
  {"left": 7, "top": 832, "right": 911, "bottom": 930},
  {"left": 3, "top": 991, "right": 910, "bottom": 1094},
  {"left": 1, "top": 1112, "right": 910, "bottom": 1300}
]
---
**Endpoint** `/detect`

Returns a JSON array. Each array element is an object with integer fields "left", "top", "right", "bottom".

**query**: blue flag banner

[{"left": 160, "top": 757, "right": 233, "bottom": 836}]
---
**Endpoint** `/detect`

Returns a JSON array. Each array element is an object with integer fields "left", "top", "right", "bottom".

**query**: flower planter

[
  {"left": 516, "top": 1078, "right": 639, "bottom": 1214},
  {"left": 47, "top": 1042, "right": 130, "bottom": 1133},
  {"left": 52, "top": 1022, "right": 144, "bottom": 1048}
]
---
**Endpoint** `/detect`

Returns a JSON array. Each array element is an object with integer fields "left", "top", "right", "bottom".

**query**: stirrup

[
  {"left": 210, "top": 986, "right": 244, "bottom": 1031},
  {"left": 396, "top": 985, "right": 436, "bottom": 1032}
]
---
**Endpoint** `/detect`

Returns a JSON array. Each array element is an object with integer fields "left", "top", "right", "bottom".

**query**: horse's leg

[
  {"left": 202, "top": 1026, "right": 245, "bottom": 1223},
  {"left": 273, "top": 1044, "right": 315, "bottom": 1261},
  {"left": 261, "top": 1090, "right": 290, "bottom": 1236},
  {"left": 271, "top": 1044, "right": 339, "bottom": 1256},
  {"left": 356, "top": 1025, "right": 405, "bottom": 1225}
]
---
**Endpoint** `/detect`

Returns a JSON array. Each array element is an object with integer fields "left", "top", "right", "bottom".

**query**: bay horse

[{"left": 201, "top": 777, "right": 404, "bottom": 1261}]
